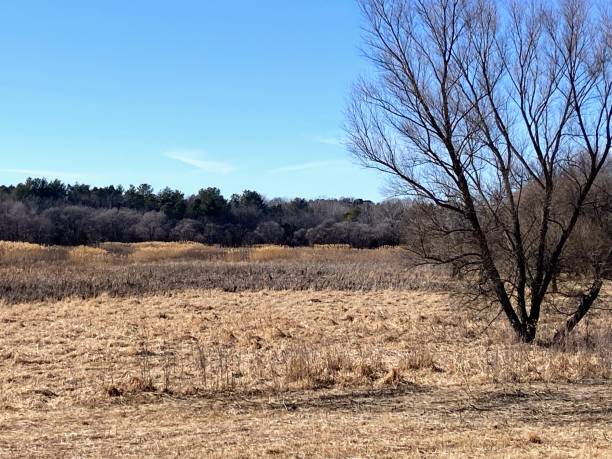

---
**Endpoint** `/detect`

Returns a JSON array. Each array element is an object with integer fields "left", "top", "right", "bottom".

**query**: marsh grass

[
  {"left": 0, "top": 240, "right": 411, "bottom": 265},
  {"left": 0, "top": 241, "right": 449, "bottom": 303}
]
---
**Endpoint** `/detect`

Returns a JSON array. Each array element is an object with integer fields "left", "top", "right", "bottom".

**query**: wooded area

[{"left": 0, "top": 178, "right": 405, "bottom": 247}]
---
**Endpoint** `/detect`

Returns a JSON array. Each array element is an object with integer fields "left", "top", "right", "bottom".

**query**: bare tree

[{"left": 346, "top": 0, "right": 611, "bottom": 343}]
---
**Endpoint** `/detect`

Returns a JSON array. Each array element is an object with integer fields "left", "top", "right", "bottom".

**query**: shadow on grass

[{"left": 450, "top": 382, "right": 611, "bottom": 425}]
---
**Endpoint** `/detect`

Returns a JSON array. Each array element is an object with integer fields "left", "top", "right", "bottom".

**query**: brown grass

[
  {"left": 0, "top": 288, "right": 610, "bottom": 457},
  {"left": 0, "top": 242, "right": 449, "bottom": 303},
  {"left": 0, "top": 241, "right": 609, "bottom": 457},
  {"left": 0, "top": 241, "right": 409, "bottom": 265}
]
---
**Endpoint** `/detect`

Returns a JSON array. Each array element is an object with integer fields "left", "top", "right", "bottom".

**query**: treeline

[{"left": 0, "top": 178, "right": 408, "bottom": 247}]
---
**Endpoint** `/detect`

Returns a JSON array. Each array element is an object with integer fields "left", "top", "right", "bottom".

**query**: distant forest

[{"left": 0, "top": 178, "right": 407, "bottom": 247}]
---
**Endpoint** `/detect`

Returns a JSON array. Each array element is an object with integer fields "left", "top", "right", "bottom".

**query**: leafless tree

[{"left": 346, "top": 0, "right": 611, "bottom": 343}]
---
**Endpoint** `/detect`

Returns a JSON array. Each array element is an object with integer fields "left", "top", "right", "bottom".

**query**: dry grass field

[{"left": 0, "top": 242, "right": 610, "bottom": 457}]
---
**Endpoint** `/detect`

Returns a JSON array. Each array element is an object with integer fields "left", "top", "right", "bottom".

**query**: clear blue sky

[{"left": 0, "top": 0, "right": 386, "bottom": 201}]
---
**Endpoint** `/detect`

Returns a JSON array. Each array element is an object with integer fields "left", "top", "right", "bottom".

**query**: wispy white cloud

[
  {"left": 165, "top": 150, "right": 235, "bottom": 175},
  {"left": 0, "top": 168, "right": 92, "bottom": 182},
  {"left": 306, "top": 134, "right": 344, "bottom": 146},
  {"left": 269, "top": 160, "right": 348, "bottom": 174}
]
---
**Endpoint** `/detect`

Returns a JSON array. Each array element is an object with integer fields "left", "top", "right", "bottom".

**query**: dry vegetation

[
  {"left": 0, "top": 241, "right": 609, "bottom": 457},
  {"left": 0, "top": 242, "right": 447, "bottom": 303}
]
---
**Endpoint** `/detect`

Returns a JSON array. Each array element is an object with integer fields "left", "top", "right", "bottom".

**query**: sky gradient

[{"left": 0, "top": 1, "right": 387, "bottom": 201}]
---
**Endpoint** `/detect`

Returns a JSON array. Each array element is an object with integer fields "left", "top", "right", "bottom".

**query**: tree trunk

[
  {"left": 523, "top": 319, "right": 538, "bottom": 344},
  {"left": 552, "top": 279, "right": 603, "bottom": 345}
]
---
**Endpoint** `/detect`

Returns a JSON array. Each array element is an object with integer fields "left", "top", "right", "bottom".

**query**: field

[{"left": 0, "top": 242, "right": 610, "bottom": 458}]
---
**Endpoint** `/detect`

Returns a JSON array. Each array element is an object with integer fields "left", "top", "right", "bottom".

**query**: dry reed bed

[
  {"left": 0, "top": 241, "right": 408, "bottom": 265},
  {"left": 0, "top": 253, "right": 450, "bottom": 303}
]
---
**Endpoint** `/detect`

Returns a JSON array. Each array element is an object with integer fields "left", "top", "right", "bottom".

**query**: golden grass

[
  {"left": 0, "top": 240, "right": 45, "bottom": 253},
  {"left": 0, "top": 240, "right": 53, "bottom": 264},
  {"left": 0, "top": 240, "right": 409, "bottom": 265},
  {"left": 0, "top": 288, "right": 609, "bottom": 457},
  {"left": 125, "top": 242, "right": 222, "bottom": 262},
  {"left": 68, "top": 245, "right": 107, "bottom": 261},
  {"left": 249, "top": 245, "right": 293, "bottom": 262}
]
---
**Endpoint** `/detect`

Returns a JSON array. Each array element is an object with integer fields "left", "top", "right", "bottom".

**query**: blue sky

[{"left": 0, "top": 0, "right": 386, "bottom": 201}]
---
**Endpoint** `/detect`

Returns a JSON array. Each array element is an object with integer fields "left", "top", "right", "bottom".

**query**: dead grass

[
  {"left": 68, "top": 245, "right": 108, "bottom": 261},
  {"left": 0, "top": 240, "right": 410, "bottom": 265},
  {"left": 0, "top": 287, "right": 609, "bottom": 457},
  {"left": 0, "top": 241, "right": 609, "bottom": 457},
  {"left": 0, "top": 242, "right": 449, "bottom": 304}
]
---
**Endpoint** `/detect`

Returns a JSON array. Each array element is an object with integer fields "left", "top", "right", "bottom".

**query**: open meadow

[
  {"left": 3, "top": 0, "right": 612, "bottom": 457},
  {"left": 0, "top": 242, "right": 610, "bottom": 458}
]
